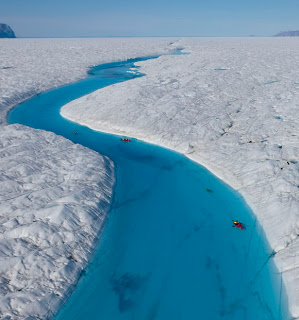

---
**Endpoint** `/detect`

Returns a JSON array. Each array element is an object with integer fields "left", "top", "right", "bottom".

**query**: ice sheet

[
  {"left": 0, "top": 124, "right": 114, "bottom": 319},
  {"left": 0, "top": 38, "right": 174, "bottom": 124}
]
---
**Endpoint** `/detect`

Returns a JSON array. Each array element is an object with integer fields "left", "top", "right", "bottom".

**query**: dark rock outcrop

[
  {"left": 274, "top": 31, "right": 299, "bottom": 37},
  {"left": 0, "top": 24, "right": 16, "bottom": 38}
]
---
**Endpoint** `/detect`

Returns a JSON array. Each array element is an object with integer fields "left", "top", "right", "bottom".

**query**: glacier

[
  {"left": 0, "top": 38, "right": 174, "bottom": 319},
  {"left": 61, "top": 37, "right": 299, "bottom": 318},
  {"left": 0, "top": 38, "right": 174, "bottom": 124},
  {"left": 0, "top": 124, "right": 114, "bottom": 319}
]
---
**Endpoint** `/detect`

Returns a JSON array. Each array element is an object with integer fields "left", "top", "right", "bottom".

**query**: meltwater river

[{"left": 8, "top": 52, "right": 289, "bottom": 319}]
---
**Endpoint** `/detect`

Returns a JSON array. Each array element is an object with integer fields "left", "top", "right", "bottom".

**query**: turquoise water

[
  {"left": 8, "top": 53, "right": 290, "bottom": 320},
  {"left": 214, "top": 68, "right": 230, "bottom": 71}
]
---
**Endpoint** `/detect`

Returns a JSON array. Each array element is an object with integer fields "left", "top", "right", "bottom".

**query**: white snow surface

[
  {"left": 0, "top": 38, "right": 174, "bottom": 124},
  {"left": 62, "top": 37, "right": 299, "bottom": 318},
  {"left": 0, "top": 38, "right": 175, "bottom": 319},
  {"left": 0, "top": 124, "right": 114, "bottom": 320}
]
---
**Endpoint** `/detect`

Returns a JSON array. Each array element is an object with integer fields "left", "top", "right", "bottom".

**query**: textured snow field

[
  {"left": 0, "top": 38, "right": 173, "bottom": 124},
  {"left": 62, "top": 37, "right": 299, "bottom": 318},
  {"left": 0, "top": 38, "right": 174, "bottom": 319},
  {"left": 0, "top": 125, "right": 114, "bottom": 319}
]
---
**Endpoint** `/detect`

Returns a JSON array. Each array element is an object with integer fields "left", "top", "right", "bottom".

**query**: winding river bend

[{"left": 8, "top": 52, "right": 289, "bottom": 319}]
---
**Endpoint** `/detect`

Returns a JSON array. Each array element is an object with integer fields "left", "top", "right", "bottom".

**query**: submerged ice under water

[{"left": 8, "top": 52, "right": 290, "bottom": 319}]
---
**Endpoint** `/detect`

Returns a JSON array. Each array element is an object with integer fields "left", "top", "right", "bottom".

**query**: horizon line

[{"left": 8, "top": 35, "right": 273, "bottom": 39}]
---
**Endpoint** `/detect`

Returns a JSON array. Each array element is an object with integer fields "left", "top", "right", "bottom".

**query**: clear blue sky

[{"left": 1, "top": 0, "right": 299, "bottom": 37}]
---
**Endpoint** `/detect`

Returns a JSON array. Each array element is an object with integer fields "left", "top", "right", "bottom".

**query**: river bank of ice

[
  {"left": 0, "top": 38, "right": 174, "bottom": 319},
  {"left": 61, "top": 37, "right": 299, "bottom": 318},
  {"left": 0, "top": 124, "right": 114, "bottom": 319},
  {"left": 0, "top": 38, "right": 174, "bottom": 124}
]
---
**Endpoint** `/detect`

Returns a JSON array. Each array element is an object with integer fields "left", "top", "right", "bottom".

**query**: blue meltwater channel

[{"left": 8, "top": 53, "right": 290, "bottom": 319}]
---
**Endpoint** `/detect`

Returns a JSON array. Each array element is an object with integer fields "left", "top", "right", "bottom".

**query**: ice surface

[
  {"left": 0, "top": 38, "right": 174, "bottom": 124},
  {"left": 0, "top": 124, "right": 114, "bottom": 319},
  {"left": 0, "top": 38, "right": 174, "bottom": 319},
  {"left": 61, "top": 37, "right": 299, "bottom": 318}
]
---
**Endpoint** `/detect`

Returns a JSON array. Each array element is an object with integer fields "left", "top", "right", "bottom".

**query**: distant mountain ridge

[
  {"left": 0, "top": 24, "right": 16, "bottom": 38},
  {"left": 274, "top": 30, "right": 299, "bottom": 37}
]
